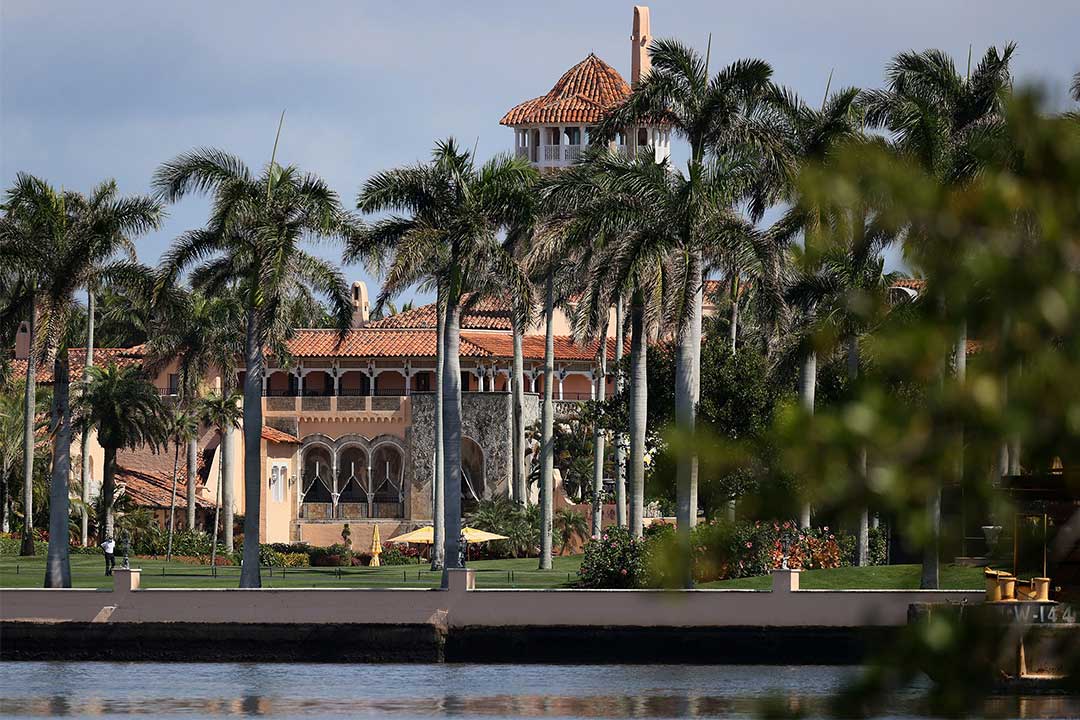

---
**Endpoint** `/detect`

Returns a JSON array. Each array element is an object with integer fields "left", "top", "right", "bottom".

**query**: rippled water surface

[{"left": 0, "top": 662, "right": 1076, "bottom": 719}]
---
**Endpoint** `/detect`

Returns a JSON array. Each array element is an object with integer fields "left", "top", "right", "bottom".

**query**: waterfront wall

[{"left": 1, "top": 568, "right": 982, "bottom": 628}]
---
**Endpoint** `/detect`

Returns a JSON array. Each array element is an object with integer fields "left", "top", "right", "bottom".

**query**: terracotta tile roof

[
  {"left": 891, "top": 277, "right": 926, "bottom": 291},
  {"left": 116, "top": 464, "right": 216, "bottom": 510},
  {"left": 261, "top": 425, "right": 299, "bottom": 444},
  {"left": 115, "top": 438, "right": 216, "bottom": 511},
  {"left": 462, "top": 333, "right": 615, "bottom": 362},
  {"left": 500, "top": 53, "right": 631, "bottom": 126},
  {"left": 286, "top": 329, "right": 493, "bottom": 359},
  {"left": 366, "top": 295, "right": 512, "bottom": 331},
  {"left": 8, "top": 347, "right": 145, "bottom": 384}
]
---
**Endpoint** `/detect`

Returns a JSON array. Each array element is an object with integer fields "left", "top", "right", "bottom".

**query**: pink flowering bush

[{"left": 577, "top": 527, "right": 647, "bottom": 588}]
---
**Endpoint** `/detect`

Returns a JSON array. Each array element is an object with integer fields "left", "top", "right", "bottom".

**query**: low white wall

[{"left": 0, "top": 569, "right": 983, "bottom": 628}]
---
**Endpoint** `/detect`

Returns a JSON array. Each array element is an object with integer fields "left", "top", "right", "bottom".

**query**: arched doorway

[
  {"left": 336, "top": 445, "right": 368, "bottom": 518},
  {"left": 370, "top": 443, "right": 405, "bottom": 518},
  {"left": 300, "top": 445, "right": 333, "bottom": 519},
  {"left": 461, "top": 436, "right": 485, "bottom": 514}
]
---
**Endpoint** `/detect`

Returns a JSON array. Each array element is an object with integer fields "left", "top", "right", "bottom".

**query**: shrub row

[{"left": 578, "top": 520, "right": 889, "bottom": 588}]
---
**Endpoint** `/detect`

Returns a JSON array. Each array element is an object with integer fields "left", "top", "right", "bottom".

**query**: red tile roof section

[
  {"left": 366, "top": 295, "right": 512, "bottom": 331},
  {"left": 500, "top": 53, "right": 631, "bottom": 126},
  {"left": 286, "top": 329, "right": 493, "bottom": 358},
  {"left": 462, "top": 333, "right": 614, "bottom": 362},
  {"left": 261, "top": 426, "right": 299, "bottom": 444},
  {"left": 9, "top": 347, "right": 144, "bottom": 384}
]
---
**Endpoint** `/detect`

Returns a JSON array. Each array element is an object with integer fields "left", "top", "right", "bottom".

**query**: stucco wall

[{"left": 0, "top": 570, "right": 984, "bottom": 629}]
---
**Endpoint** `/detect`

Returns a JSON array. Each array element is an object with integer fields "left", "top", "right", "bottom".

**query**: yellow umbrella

[
  {"left": 369, "top": 525, "right": 382, "bottom": 567},
  {"left": 387, "top": 526, "right": 509, "bottom": 544}
]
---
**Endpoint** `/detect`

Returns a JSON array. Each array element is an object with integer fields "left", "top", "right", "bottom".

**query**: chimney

[
  {"left": 350, "top": 280, "right": 370, "bottom": 327},
  {"left": 631, "top": 6, "right": 651, "bottom": 87}
]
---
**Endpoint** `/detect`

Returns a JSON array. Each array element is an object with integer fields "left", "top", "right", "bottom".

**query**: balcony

[
  {"left": 299, "top": 501, "right": 404, "bottom": 520},
  {"left": 262, "top": 394, "right": 406, "bottom": 416},
  {"left": 538, "top": 144, "right": 582, "bottom": 166}
]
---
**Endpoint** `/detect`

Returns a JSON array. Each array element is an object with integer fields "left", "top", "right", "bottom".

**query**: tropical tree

[
  {"left": 765, "top": 82, "right": 867, "bottom": 527},
  {"left": 76, "top": 363, "right": 168, "bottom": 541},
  {"left": 541, "top": 150, "right": 672, "bottom": 541},
  {"left": 1, "top": 174, "right": 161, "bottom": 562},
  {"left": 154, "top": 147, "right": 356, "bottom": 587},
  {"left": 554, "top": 507, "right": 589, "bottom": 555},
  {"left": 197, "top": 390, "right": 242, "bottom": 563},
  {"left": 860, "top": 44, "right": 1014, "bottom": 588},
  {"left": 597, "top": 41, "right": 783, "bottom": 582},
  {"left": 145, "top": 288, "right": 244, "bottom": 532},
  {"left": 0, "top": 389, "right": 23, "bottom": 533},
  {"left": 351, "top": 138, "right": 536, "bottom": 572},
  {"left": 165, "top": 407, "right": 199, "bottom": 561}
]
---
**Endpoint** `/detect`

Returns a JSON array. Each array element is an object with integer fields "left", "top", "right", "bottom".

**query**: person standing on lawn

[{"left": 101, "top": 536, "right": 116, "bottom": 576}]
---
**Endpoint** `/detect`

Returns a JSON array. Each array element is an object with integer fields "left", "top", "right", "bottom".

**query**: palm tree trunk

[
  {"left": 221, "top": 422, "right": 234, "bottom": 552},
  {"left": 44, "top": 354, "right": 72, "bottom": 588},
  {"left": 511, "top": 311, "right": 528, "bottom": 505},
  {"left": 1, "top": 458, "right": 11, "bottom": 533},
  {"left": 239, "top": 307, "right": 263, "bottom": 587},
  {"left": 798, "top": 350, "right": 816, "bottom": 529},
  {"left": 922, "top": 323, "right": 966, "bottom": 589},
  {"left": 210, "top": 450, "right": 222, "bottom": 569},
  {"left": 166, "top": 439, "right": 180, "bottom": 561},
  {"left": 675, "top": 261, "right": 703, "bottom": 584},
  {"left": 848, "top": 336, "right": 869, "bottom": 566},
  {"left": 728, "top": 274, "right": 740, "bottom": 355},
  {"left": 628, "top": 288, "right": 648, "bottom": 539},
  {"left": 102, "top": 445, "right": 117, "bottom": 541},
  {"left": 613, "top": 296, "right": 626, "bottom": 527},
  {"left": 539, "top": 274, "right": 555, "bottom": 569},
  {"left": 441, "top": 298, "right": 464, "bottom": 573},
  {"left": 186, "top": 436, "right": 198, "bottom": 530},
  {"left": 79, "top": 290, "right": 95, "bottom": 547},
  {"left": 20, "top": 289, "right": 37, "bottom": 556},
  {"left": 432, "top": 289, "right": 446, "bottom": 570},
  {"left": 591, "top": 342, "right": 607, "bottom": 540}
]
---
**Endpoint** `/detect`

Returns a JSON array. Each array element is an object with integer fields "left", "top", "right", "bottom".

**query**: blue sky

[{"left": 3, "top": 1, "right": 1078, "bottom": 303}]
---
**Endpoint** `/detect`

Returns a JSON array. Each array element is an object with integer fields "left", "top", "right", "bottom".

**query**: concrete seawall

[{"left": 0, "top": 568, "right": 983, "bottom": 664}]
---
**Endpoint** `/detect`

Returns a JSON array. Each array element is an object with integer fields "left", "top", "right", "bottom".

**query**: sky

[{"left": 2, "top": 1, "right": 1078, "bottom": 305}]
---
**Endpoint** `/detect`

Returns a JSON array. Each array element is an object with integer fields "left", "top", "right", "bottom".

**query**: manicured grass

[
  {"left": 698, "top": 563, "right": 985, "bottom": 590},
  {"left": 0, "top": 554, "right": 583, "bottom": 590}
]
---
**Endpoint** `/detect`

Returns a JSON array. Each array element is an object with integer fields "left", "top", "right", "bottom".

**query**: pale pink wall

[{"left": 1, "top": 569, "right": 984, "bottom": 628}]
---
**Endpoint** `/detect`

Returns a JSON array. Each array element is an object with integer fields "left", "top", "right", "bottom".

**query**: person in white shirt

[{"left": 101, "top": 537, "right": 116, "bottom": 576}]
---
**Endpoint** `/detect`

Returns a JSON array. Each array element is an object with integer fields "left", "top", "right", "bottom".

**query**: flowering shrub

[
  {"left": 0, "top": 532, "right": 47, "bottom": 556},
  {"left": 377, "top": 543, "right": 413, "bottom": 566},
  {"left": 578, "top": 527, "right": 647, "bottom": 588},
  {"left": 281, "top": 552, "right": 310, "bottom": 567}
]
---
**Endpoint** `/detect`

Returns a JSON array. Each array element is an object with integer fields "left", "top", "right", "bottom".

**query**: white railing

[
  {"left": 543, "top": 145, "right": 561, "bottom": 161},
  {"left": 564, "top": 145, "right": 582, "bottom": 162}
]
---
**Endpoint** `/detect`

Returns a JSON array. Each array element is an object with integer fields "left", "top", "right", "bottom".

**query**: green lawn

[
  {"left": 0, "top": 554, "right": 583, "bottom": 590},
  {"left": 698, "top": 563, "right": 985, "bottom": 590},
  {"left": 0, "top": 556, "right": 984, "bottom": 591}
]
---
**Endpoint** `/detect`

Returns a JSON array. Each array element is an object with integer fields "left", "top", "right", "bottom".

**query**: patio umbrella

[
  {"left": 369, "top": 525, "right": 382, "bottom": 567},
  {"left": 388, "top": 526, "right": 509, "bottom": 544}
]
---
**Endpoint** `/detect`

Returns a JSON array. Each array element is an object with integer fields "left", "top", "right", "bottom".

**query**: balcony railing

[
  {"left": 539, "top": 145, "right": 583, "bottom": 164},
  {"left": 299, "top": 501, "right": 404, "bottom": 520},
  {"left": 263, "top": 395, "right": 405, "bottom": 414},
  {"left": 543, "top": 145, "right": 561, "bottom": 161}
]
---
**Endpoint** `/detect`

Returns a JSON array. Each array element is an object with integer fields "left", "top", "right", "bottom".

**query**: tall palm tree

[
  {"left": 599, "top": 41, "right": 781, "bottom": 569},
  {"left": 765, "top": 83, "right": 866, "bottom": 527},
  {"left": 165, "top": 407, "right": 199, "bottom": 561},
  {"left": 861, "top": 45, "right": 1014, "bottom": 588},
  {"left": 154, "top": 148, "right": 356, "bottom": 587},
  {"left": 197, "top": 390, "right": 242, "bottom": 563},
  {"left": 541, "top": 150, "right": 673, "bottom": 539},
  {"left": 351, "top": 139, "right": 535, "bottom": 572},
  {"left": 1, "top": 174, "right": 161, "bottom": 561},
  {"left": 76, "top": 363, "right": 168, "bottom": 540},
  {"left": 0, "top": 389, "right": 24, "bottom": 533},
  {"left": 145, "top": 289, "right": 244, "bottom": 532}
]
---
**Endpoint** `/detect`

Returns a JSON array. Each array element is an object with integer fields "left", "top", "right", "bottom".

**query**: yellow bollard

[
  {"left": 985, "top": 568, "right": 1003, "bottom": 602},
  {"left": 997, "top": 574, "right": 1017, "bottom": 601},
  {"left": 1033, "top": 577, "right": 1051, "bottom": 601}
]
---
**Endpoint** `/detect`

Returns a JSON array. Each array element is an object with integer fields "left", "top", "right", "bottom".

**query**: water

[{"left": 0, "top": 663, "right": 1076, "bottom": 719}]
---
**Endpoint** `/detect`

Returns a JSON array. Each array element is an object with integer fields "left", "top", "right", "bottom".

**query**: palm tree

[
  {"left": 75, "top": 363, "right": 168, "bottom": 540},
  {"left": 351, "top": 139, "right": 535, "bottom": 572},
  {"left": 554, "top": 507, "right": 589, "bottom": 555},
  {"left": 765, "top": 83, "right": 866, "bottom": 527},
  {"left": 1, "top": 174, "right": 161, "bottom": 561},
  {"left": 154, "top": 148, "right": 356, "bottom": 587},
  {"left": 145, "top": 289, "right": 244, "bottom": 532},
  {"left": 541, "top": 150, "right": 673, "bottom": 540},
  {"left": 598, "top": 41, "right": 782, "bottom": 573},
  {"left": 0, "top": 389, "right": 24, "bottom": 533},
  {"left": 165, "top": 407, "right": 199, "bottom": 561},
  {"left": 861, "top": 45, "right": 1014, "bottom": 588},
  {"left": 197, "top": 390, "right": 242, "bottom": 565}
]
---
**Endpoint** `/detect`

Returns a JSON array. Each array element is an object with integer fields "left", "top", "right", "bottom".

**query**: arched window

[
  {"left": 337, "top": 446, "right": 368, "bottom": 503},
  {"left": 371, "top": 445, "right": 404, "bottom": 504},
  {"left": 301, "top": 446, "right": 333, "bottom": 503}
]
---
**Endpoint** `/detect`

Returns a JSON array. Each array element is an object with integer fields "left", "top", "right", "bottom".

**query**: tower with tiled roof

[{"left": 500, "top": 6, "right": 670, "bottom": 171}]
